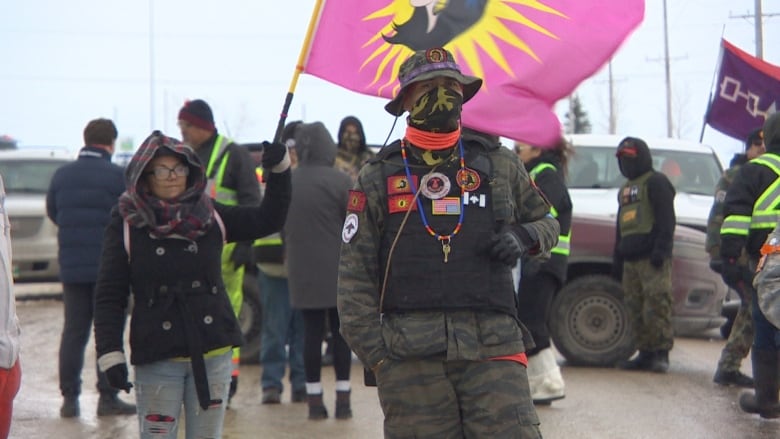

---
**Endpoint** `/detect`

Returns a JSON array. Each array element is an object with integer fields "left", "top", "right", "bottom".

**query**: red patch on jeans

[{"left": 145, "top": 414, "right": 175, "bottom": 423}]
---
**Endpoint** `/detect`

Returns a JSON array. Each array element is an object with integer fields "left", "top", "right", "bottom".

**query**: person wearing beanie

[
  {"left": 178, "top": 99, "right": 265, "bottom": 404},
  {"left": 721, "top": 113, "right": 780, "bottom": 418},
  {"left": 46, "top": 118, "right": 134, "bottom": 418},
  {"left": 706, "top": 127, "right": 764, "bottom": 388},
  {"left": 337, "top": 47, "right": 558, "bottom": 437}
]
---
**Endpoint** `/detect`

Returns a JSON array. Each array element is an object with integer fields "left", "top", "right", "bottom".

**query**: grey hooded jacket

[{"left": 285, "top": 122, "right": 352, "bottom": 309}]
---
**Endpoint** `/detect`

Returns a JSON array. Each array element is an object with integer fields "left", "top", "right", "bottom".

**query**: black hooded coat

[{"left": 613, "top": 138, "right": 676, "bottom": 264}]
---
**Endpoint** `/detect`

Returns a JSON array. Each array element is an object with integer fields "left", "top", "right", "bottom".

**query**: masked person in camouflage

[
  {"left": 613, "top": 137, "right": 676, "bottom": 373},
  {"left": 705, "top": 128, "right": 764, "bottom": 388},
  {"left": 337, "top": 47, "right": 559, "bottom": 438}
]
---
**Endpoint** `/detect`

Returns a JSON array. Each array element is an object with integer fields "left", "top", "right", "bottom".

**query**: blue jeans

[
  {"left": 751, "top": 288, "right": 780, "bottom": 350},
  {"left": 134, "top": 351, "right": 232, "bottom": 439},
  {"left": 258, "top": 271, "right": 305, "bottom": 392}
]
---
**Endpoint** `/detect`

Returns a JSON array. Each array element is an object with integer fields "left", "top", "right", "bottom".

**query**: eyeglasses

[
  {"left": 751, "top": 139, "right": 764, "bottom": 146},
  {"left": 146, "top": 164, "right": 189, "bottom": 180}
]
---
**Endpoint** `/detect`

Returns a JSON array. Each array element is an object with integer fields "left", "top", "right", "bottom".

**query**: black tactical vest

[{"left": 378, "top": 145, "right": 516, "bottom": 316}]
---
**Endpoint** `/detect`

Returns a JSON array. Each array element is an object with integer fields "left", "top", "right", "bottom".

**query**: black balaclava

[{"left": 616, "top": 136, "right": 653, "bottom": 180}]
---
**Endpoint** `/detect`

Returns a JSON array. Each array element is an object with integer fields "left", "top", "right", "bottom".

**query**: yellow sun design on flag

[{"left": 361, "top": 0, "right": 567, "bottom": 96}]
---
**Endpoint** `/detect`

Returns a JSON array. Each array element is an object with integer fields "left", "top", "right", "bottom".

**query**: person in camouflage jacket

[
  {"left": 337, "top": 47, "right": 558, "bottom": 439},
  {"left": 706, "top": 128, "right": 764, "bottom": 388}
]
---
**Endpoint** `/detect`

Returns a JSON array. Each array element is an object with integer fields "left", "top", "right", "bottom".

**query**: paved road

[{"left": 10, "top": 298, "right": 780, "bottom": 438}]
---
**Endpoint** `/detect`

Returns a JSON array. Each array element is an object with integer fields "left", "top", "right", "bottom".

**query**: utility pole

[
  {"left": 149, "top": 0, "right": 156, "bottom": 131},
  {"left": 731, "top": 1, "right": 780, "bottom": 60},
  {"left": 756, "top": 0, "right": 763, "bottom": 58},
  {"left": 608, "top": 61, "right": 616, "bottom": 134},
  {"left": 662, "top": 0, "right": 673, "bottom": 137}
]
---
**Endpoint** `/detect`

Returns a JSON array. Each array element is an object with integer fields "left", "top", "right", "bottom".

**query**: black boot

[
  {"left": 738, "top": 350, "right": 780, "bottom": 419},
  {"left": 650, "top": 350, "right": 670, "bottom": 373},
  {"left": 335, "top": 390, "right": 352, "bottom": 420},
  {"left": 97, "top": 393, "right": 137, "bottom": 417},
  {"left": 713, "top": 368, "right": 754, "bottom": 388},
  {"left": 60, "top": 396, "right": 79, "bottom": 418},
  {"left": 228, "top": 376, "right": 238, "bottom": 405},
  {"left": 618, "top": 350, "right": 654, "bottom": 371},
  {"left": 307, "top": 393, "right": 328, "bottom": 420}
]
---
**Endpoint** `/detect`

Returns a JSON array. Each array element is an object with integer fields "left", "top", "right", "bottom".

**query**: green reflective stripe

[
  {"left": 551, "top": 232, "right": 571, "bottom": 256},
  {"left": 753, "top": 177, "right": 780, "bottom": 211},
  {"left": 255, "top": 232, "right": 282, "bottom": 247},
  {"left": 751, "top": 153, "right": 780, "bottom": 174},
  {"left": 528, "top": 163, "right": 559, "bottom": 218},
  {"left": 529, "top": 163, "right": 557, "bottom": 180},
  {"left": 747, "top": 153, "right": 780, "bottom": 230},
  {"left": 722, "top": 215, "right": 751, "bottom": 236},
  {"left": 205, "top": 135, "right": 238, "bottom": 205}
]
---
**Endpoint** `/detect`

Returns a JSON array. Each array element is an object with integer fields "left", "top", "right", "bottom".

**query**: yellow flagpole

[{"left": 273, "top": 0, "right": 326, "bottom": 143}]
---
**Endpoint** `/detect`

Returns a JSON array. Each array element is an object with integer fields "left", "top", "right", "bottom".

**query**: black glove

[
  {"left": 650, "top": 253, "right": 665, "bottom": 269},
  {"left": 261, "top": 141, "right": 288, "bottom": 170},
  {"left": 709, "top": 258, "right": 723, "bottom": 274},
  {"left": 720, "top": 257, "right": 742, "bottom": 288},
  {"left": 489, "top": 230, "right": 526, "bottom": 266},
  {"left": 230, "top": 242, "right": 254, "bottom": 269},
  {"left": 105, "top": 363, "right": 132, "bottom": 393}
]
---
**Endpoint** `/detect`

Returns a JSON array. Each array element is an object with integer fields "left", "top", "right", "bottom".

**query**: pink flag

[{"left": 303, "top": 0, "right": 644, "bottom": 146}]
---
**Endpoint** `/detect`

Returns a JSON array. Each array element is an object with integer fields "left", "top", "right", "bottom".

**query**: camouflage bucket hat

[{"left": 384, "top": 47, "right": 483, "bottom": 116}]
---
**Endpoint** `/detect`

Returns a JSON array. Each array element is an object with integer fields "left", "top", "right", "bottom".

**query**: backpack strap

[
  {"left": 123, "top": 219, "right": 131, "bottom": 262},
  {"left": 213, "top": 210, "right": 226, "bottom": 243},
  {"left": 122, "top": 210, "right": 226, "bottom": 263}
]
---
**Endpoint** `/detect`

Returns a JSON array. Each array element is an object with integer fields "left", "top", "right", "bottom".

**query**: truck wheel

[
  {"left": 238, "top": 271, "right": 263, "bottom": 364},
  {"left": 550, "top": 275, "right": 635, "bottom": 367}
]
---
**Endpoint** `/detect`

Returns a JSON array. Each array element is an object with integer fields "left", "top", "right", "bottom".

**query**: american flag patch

[{"left": 432, "top": 197, "right": 461, "bottom": 215}]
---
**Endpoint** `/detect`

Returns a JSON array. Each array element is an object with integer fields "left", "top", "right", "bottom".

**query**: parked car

[
  {"left": 566, "top": 134, "right": 723, "bottom": 231},
  {"left": 550, "top": 212, "right": 729, "bottom": 367},
  {"left": 0, "top": 149, "right": 73, "bottom": 281}
]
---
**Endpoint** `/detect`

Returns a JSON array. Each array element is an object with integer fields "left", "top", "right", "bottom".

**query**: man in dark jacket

[
  {"left": 613, "top": 136, "right": 676, "bottom": 373},
  {"left": 721, "top": 112, "right": 780, "bottom": 418},
  {"left": 706, "top": 128, "right": 764, "bottom": 388},
  {"left": 178, "top": 99, "right": 262, "bottom": 401},
  {"left": 46, "top": 118, "right": 133, "bottom": 417}
]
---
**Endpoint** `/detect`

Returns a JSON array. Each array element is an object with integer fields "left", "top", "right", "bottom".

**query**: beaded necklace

[{"left": 400, "top": 138, "right": 466, "bottom": 263}]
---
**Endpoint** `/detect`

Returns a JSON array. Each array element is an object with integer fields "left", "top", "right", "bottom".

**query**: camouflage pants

[
  {"left": 375, "top": 357, "right": 541, "bottom": 439},
  {"left": 718, "top": 284, "right": 754, "bottom": 371},
  {"left": 622, "top": 258, "right": 674, "bottom": 351}
]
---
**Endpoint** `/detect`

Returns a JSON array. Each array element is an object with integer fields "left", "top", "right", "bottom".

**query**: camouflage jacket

[
  {"left": 706, "top": 160, "right": 744, "bottom": 261},
  {"left": 337, "top": 135, "right": 559, "bottom": 370}
]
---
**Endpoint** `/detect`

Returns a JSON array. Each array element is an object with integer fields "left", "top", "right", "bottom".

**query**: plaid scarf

[{"left": 118, "top": 131, "right": 214, "bottom": 240}]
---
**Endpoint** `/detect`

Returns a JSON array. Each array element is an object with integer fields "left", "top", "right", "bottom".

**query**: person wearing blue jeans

[
  {"left": 258, "top": 268, "right": 305, "bottom": 404},
  {"left": 135, "top": 351, "right": 232, "bottom": 438}
]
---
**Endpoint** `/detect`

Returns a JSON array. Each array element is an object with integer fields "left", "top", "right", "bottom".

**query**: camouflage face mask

[{"left": 408, "top": 85, "right": 463, "bottom": 133}]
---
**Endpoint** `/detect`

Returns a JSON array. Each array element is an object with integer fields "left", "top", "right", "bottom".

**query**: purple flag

[{"left": 706, "top": 39, "right": 780, "bottom": 140}]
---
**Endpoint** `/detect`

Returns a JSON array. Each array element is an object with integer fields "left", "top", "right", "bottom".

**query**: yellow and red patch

[
  {"left": 387, "top": 175, "right": 418, "bottom": 195},
  {"left": 388, "top": 194, "right": 417, "bottom": 214},
  {"left": 347, "top": 190, "right": 366, "bottom": 212}
]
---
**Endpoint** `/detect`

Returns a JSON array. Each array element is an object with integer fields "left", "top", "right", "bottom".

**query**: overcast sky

[{"left": 1, "top": 0, "right": 778, "bottom": 164}]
